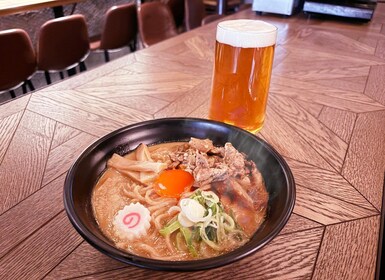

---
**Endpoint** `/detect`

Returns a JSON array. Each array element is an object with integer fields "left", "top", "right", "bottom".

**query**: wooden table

[
  {"left": 1, "top": 5, "right": 385, "bottom": 279},
  {"left": 0, "top": 0, "right": 84, "bottom": 17}
]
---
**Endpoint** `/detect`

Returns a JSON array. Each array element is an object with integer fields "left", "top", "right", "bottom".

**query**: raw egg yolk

[{"left": 154, "top": 169, "right": 194, "bottom": 198}]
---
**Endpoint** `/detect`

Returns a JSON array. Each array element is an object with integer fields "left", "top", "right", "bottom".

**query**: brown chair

[
  {"left": 37, "top": 14, "right": 90, "bottom": 84},
  {"left": 0, "top": 29, "right": 36, "bottom": 98},
  {"left": 90, "top": 3, "right": 138, "bottom": 62},
  {"left": 185, "top": 0, "right": 225, "bottom": 30},
  {"left": 162, "top": 0, "right": 185, "bottom": 31},
  {"left": 137, "top": 2, "right": 178, "bottom": 47},
  {"left": 203, "top": 0, "right": 243, "bottom": 13}
]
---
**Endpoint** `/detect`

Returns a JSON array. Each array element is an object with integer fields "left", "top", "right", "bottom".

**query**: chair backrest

[
  {"left": 99, "top": 3, "right": 137, "bottom": 50},
  {"left": 0, "top": 29, "right": 36, "bottom": 91},
  {"left": 37, "top": 14, "right": 89, "bottom": 71},
  {"left": 137, "top": 2, "right": 178, "bottom": 47},
  {"left": 185, "top": 0, "right": 205, "bottom": 31},
  {"left": 163, "top": 0, "right": 185, "bottom": 29}
]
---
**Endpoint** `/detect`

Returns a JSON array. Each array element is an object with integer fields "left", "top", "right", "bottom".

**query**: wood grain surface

[
  {"left": 51, "top": 122, "right": 81, "bottom": 149},
  {"left": 1, "top": 5, "right": 385, "bottom": 280},
  {"left": 46, "top": 228, "right": 323, "bottom": 280},
  {"left": 0, "top": 111, "right": 55, "bottom": 214},
  {"left": 365, "top": 65, "right": 385, "bottom": 105},
  {"left": 0, "top": 174, "right": 65, "bottom": 258},
  {"left": 0, "top": 111, "right": 23, "bottom": 162},
  {"left": 0, "top": 95, "right": 29, "bottom": 119},
  {"left": 286, "top": 158, "right": 376, "bottom": 209},
  {"left": 342, "top": 110, "right": 385, "bottom": 211},
  {"left": 318, "top": 107, "right": 357, "bottom": 143},
  {"left": 313, "top": 216, "right": 380, "bottom": 280},
  {"left": 42, "top": 132, "right": 96, "bottom": 185}
]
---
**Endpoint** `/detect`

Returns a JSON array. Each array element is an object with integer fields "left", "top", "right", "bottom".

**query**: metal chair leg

[
  {"left": 67, "top": 68, "right": 77, "bottom": 76},
  {"left": 104, "top": 50, "right": 110, "bottom": 62},
  {"left": 79, "top": 61, "right": 87, "bottom": 72},
  {"left": 45, "top": 71, "right": 52, "bottom": 85},
  {"left": 22, "top": 83, "right": 27, "bottom": 94},
  {"left": 130, "top": 38, "right": 137, "bottom": 52},
  {"left": 133, "top": 41, "right": 137, "bottom": 51},
  {"left": 10, "top": 90, "right": 16, "bottom": 98},
  {"left": 70, "top": 3, "right": 77, "bottom": 15},
  {"left": 27, "top": 80, "right": 35, "bottom": 91}
]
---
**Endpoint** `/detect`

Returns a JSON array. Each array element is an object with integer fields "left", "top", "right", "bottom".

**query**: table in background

[
  {"left": 1, "top": 5, "right": 385, "bottom": 279},
  {"left": 0, "top": 0, "right": 84, "bottom": 17}
]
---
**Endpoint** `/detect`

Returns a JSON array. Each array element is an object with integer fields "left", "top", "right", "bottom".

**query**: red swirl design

[{"left": 123, "top": 212, "right": 141, "bottom": 229}]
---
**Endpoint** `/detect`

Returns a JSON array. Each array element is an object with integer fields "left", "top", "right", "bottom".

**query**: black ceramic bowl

[{"left": 64, "top": 118, "right": 295, "bottom": 271}]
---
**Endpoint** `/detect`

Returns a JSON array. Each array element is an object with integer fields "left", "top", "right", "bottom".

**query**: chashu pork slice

[{"left": 211, "top": 178, "right": 267, "bottom": 237}]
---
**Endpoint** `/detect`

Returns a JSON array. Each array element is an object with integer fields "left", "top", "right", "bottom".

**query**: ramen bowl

[{"left": 64, "top": 118, "right": 295, "bottom": 271}]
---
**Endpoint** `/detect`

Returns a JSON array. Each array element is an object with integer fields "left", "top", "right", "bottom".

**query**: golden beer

[{"left": 209, "top": 20, "right": 277, "bottom": 133}]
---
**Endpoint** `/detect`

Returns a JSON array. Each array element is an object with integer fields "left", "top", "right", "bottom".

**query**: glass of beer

[{"left": 208, "top": 20, "right": 277, "bottom": 133}]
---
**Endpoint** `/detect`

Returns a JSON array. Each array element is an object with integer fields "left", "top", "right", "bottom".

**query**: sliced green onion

[
  {"left": 159, "top": 219, "right": 181, "bottom": 236},
  {"left": 200, "top": 225, "right": 221, "bottom": 250},
  {"left": 180, "top": 226, "right": 198, "bottom": 257},
  {"left": 161, "top": 188, "right": 245, "bottom": 257},
  {"left": 201, "top": 191, "right": 219, "bottom": 204},
  {"left": 222, "top": 213, "right": 235, "bottom": 231}
]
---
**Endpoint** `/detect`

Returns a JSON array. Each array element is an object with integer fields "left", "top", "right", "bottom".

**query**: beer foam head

[{"left": 216, "top": 20, "right": 277, "bottom": 48}]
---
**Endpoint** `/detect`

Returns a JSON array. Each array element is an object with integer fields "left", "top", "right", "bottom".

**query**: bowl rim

[{"left": 63, "top": 117, "right": 296, "bottom": 271}]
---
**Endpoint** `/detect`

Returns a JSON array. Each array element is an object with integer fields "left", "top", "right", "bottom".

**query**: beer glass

[{"left": 208, "top": 20, "right": 277, "bottom": 133}]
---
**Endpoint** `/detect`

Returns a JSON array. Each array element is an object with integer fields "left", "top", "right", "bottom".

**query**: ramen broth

[{"left": 92, "top": 139, "right": 268, "bottom": 260}]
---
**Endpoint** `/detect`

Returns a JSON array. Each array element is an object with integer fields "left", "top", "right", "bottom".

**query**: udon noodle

[{"left": 92, "top": 138, "right": 269, "bottom": 260}]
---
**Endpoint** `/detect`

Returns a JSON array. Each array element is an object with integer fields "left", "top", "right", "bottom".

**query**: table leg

[
  {"left": 52, "top": 6, "right": 64, "bottom": 18},
  {"left": 217, "top": 0, "right": 228, "bottom": 15}
]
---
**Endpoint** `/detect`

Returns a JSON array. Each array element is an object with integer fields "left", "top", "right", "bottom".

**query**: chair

[
  {"left": 203, "top": 0, "right": 243, "bottom": 13},
  {"left": 37, "top": 14, "right": 90, "bottom": 85},
  {"left": 90, "top": 3, "right": 138, "bottom": 62},
  {"left": 0, "top": 29, "right": 36, "bottom": 99},
  {"left": 162, "top": 0, "right": 185, "bottom": 31},
  {"left": 137, "top": 2, "right": 178, "bottom": 47},
  {"left": 185, "top": 0, "right": 225, "bottom": 31}
]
